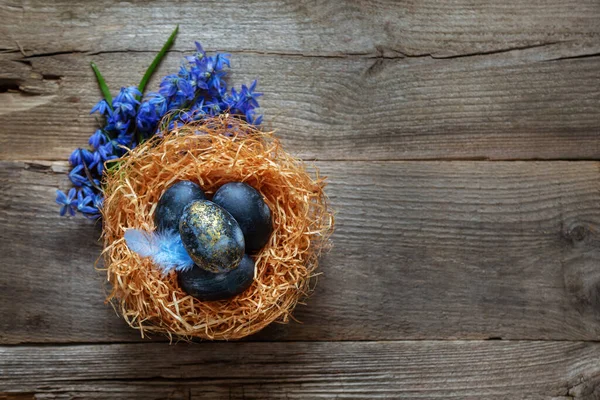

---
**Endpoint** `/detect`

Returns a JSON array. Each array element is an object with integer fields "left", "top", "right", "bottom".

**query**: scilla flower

[
  {"left": 56, "top": 188, "right": 77, "bottom": 216},
  {"left": 112, "top": 87, "right": 141, "bottom": 118},
  {"left": 58, "top": 39, "right": 262, "bottom": 219}
]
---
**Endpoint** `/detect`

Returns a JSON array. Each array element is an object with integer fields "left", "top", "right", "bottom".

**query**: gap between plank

[{"left": 4, "top": 337, "right": 600, "bottom": 347}]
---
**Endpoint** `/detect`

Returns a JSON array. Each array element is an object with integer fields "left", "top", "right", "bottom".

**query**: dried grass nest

[{"left": 101, "top": 115, "right": 334, "bottom": 340}]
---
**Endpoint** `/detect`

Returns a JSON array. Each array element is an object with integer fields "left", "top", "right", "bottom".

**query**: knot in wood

[{"left": 564, "top": 223, "right": 589, "bottom": 244}]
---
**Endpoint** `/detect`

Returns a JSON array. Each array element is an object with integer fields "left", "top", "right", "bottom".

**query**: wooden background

[{"left": 1, "top": 0, "right": 600, "bottom": 398}]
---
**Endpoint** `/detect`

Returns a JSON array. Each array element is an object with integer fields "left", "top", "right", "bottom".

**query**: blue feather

[
  {"left": 124, "top": 229, "right": 194, "bottom": 274},
  {"left": 124, "top": 229, "right": 158, "bottom": 257}
]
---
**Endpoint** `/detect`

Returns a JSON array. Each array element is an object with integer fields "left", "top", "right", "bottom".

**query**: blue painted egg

[
  {"left": 155, "top": 181, "right": 206, "bottom": 232},
  {"left": 179, "top": 200, "right": 245, "bottom": 273},
  {"left": 212, "top": 182, "right": 273, "bottom": 253},
  {"left": 177, "top": 254, "right": 255, "bottom": 301}
]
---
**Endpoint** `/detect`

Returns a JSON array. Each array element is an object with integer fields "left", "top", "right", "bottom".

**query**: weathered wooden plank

[
  {"left": 0, "top": 0, "right": 599, "bottom": 58},
  {"left": 1, "top": 341, "right": 599, "bottom": 399},
  {"left": 1, "top": 51, "right": 599, "bottom": 161},
  {"left": 1, "top": 160, "right": 599, "bottom": 343},
  {"left": 0, "top": 161, "right": 143, "bottom": 343},
  {"left": 0, "top": 386, "right": 187, "bottom": 400}
]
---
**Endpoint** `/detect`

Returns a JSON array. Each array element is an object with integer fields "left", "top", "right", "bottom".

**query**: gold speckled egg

[{"left": 179, "top": 200, "right": 245, "bottom": 273}]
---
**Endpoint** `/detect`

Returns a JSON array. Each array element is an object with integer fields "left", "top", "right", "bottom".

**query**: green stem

[
  {"left": 138, "top": 24, "right": 179, "bottom": 96},
  {"left": 90, "top": 62, "right": 113, "bottom": 108}
]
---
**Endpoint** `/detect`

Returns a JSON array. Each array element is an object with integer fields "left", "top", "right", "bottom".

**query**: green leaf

[
  {"left": 138, "top": 24, "right": 179, "bottom": 95},
  {"left": 90, "top": 61, "right": 113, "bottom": 108}
]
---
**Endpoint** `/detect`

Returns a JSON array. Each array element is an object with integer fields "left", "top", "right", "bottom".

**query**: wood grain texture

[
  {"left": 0, "top": 387, "right": 186, "bottom": 400},
  {"left": 2, "top": 1, "right": 600, "bottom": 397},
  {"left": 1, "top": 160, "right": 599, "bottom": 343},
  {"left": 0, "top": 0, "right": 599, "bottom": 57},
  {"left": 1, "top": 341, "right": 600, "bottom": 399},
  {"left": 1, "top": 50, "right": 599, "bottom": 161}
]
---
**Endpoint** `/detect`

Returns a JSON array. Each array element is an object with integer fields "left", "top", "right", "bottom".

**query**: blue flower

[
  {"left": 239, "top": 80, "right": 262, "bottom": 109},
  {"left": 159, "top": 74, "right": 179, "bottom": 97},
  {"left": 68, "top": 148, "right": 94, "bottom": 167},
  {"left": 82, "top": 186, "right": 96, "bottom": 197},
  {"left": 245, "top": 108, "right": 262, "bottom": 125},
  {"left": 178, "top": 65, "right": 190, "bottom": 80},
  {"left": 95, "top": 143, "right": 118, "bottom": 169},
  {"left": 185, "top": 41, "right": 206, "bottom": 63},
  {"left": 167, "top": 93, "right": 188, "bottom": 110},
  {"left": 194, "top": 41, "right": 206, "bottom": 55},
  {"left": 222, "top": 87, "right": 240, "bottom": 109},
  {"left": 83, "top": 190, "right": 104, "bottom": 219},
  {"left": 177, "top": 78, "right": 195, "bottom": 100},
  {"left": 56, "top": 188, "right": 77, "bottom": 216},
  {"left": 205, "top": 100, "right": 222, "bottom": 116},
  {"left": 212, "top": 79, "right": 227, "bottom": 99},
  {"left": 113, "top": 102, "right": 135, "bottom": 118},
  {"left": 74, "top": 190, "right": 100, "bottom": 216},
  {"left": 116, "top": 131, "right": 134, "bottom": 148},
  {"left": 206, "top": 70, "right": 227, "bottom": 94},
  {"left": 61, "top": 40, "right": 264, "bottom": 220},
  {"left": 201, "top": 56, "right": 215, "bottom": 79},
  {"left": 112, "top": 87, "right": 141, "bottom": 118},
  {"left": 106, "top": 112, "right": 132, "bottom": 135},
  {"left": 93, "top": 193, "right": 104, "bottom": 210},
  {"left": 89, "top": 152, "right": 102, "bottom": 175},
  {"left": 114, "top": 118, "right": 131, "bottom": 134},
  {"left": 214, "top": 53, "right": 231, "bottom": 70},
  {"left": 114, "top": 86, "right": 141, "bottom": 105},
  {"left": 148, "top": 93, "right": 168, "bottom": 116},
  {"left": 89, "top": 129, "right": 108, "bottom": 149},
  {"left": 82, "top": 186, "right": 104, "bottom": 218},
  {"left": 90, "top": 99, "right": 111, "bottom": 116},
  {"left": 189, "top": 65, "right": 209, "bottom": 90},
  {"left": 189, "top": 99, "right": 206, "bottom": 120},
  {"left": 136, "top": 101, "right": 159, "bottom": 133},
  {"left": 69, "top": 164, "right": 89, "bottom": 187}
]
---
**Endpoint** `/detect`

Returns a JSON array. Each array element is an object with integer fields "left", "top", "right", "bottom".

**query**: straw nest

[{"left": 101, "top": 115, "right": 334, "bottom": 340}]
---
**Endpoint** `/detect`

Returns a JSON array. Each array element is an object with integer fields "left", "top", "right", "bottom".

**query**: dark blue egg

[
  {"left": 212, "top": 182, "right": 273, "bottom": 253},
  {"left": 155, "top": 181, "right": 206, "bottom": 232},
  {"left": 179, "top": 200, "right": 245, "bottom": 273},
  {"left": 177, "top": 254, "right": 255, "bottom": 301}
]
